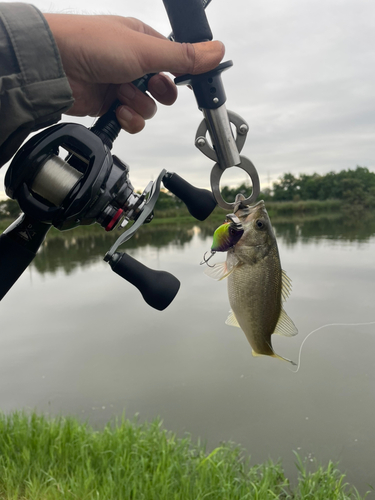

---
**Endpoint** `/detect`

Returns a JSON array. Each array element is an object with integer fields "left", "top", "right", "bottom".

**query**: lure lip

[{"left": 225, "top": 213, "right": 242, "bottom": 228}]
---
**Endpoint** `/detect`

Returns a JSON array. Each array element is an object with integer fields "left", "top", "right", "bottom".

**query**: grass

[
  {"left": 264, "top": 199, "right": 342, "bottom": 217},
  {"left": 0, "top": 412, "right": 368, "bottom": 500},
  {"left": 155, "top": 199, "right": 342, "bottom": 221},
  {"left": 0, "top": 199, "right": 344, "bottom": 236}
]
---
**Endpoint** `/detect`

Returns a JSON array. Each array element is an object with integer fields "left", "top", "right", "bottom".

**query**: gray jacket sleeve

[{"left": 0, "top": 3, "right": 74, "bottom": 167}]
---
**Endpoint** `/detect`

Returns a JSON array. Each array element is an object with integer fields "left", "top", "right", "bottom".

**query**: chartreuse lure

[{"left": 201, "top": 214, "right": 244, "bottom": 266}]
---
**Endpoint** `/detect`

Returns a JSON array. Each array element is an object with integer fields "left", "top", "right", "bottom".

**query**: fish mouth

[
  {"left": 248, "top": 200, "right": 265, "bottom": 211},
  {"left": 234, "top": 196, "right": 266, "bottom": 218}
]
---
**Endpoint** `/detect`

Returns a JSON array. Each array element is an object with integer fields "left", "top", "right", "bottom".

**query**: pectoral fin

[
  {"left": 225, "top": 310, "right": 241, "bottom": 328},
  {"left": 273, "top": 308, "right": 298, "bottom": 337},
  {"left": 204, "top": 260, "right": 239, "bottom": 281}
]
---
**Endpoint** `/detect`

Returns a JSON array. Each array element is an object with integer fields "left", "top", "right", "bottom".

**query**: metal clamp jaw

[{"left": 162, "top": 0, "right": 260, "bottom": 211}]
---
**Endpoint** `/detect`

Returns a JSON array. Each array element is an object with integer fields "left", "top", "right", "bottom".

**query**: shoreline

[
  {"left": 0, "top": 198, "right": 365, "bottom": 238},
  {"left": 0, "top": 411, "right": 367, "bottom": 499}
]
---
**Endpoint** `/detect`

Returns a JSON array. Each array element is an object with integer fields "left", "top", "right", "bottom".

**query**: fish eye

[
  {"left": 229, "top": 227, "right": 236, "bottom": 235},
  {"left": 256, "top": 219, "right": 265, "bottom": 229}
]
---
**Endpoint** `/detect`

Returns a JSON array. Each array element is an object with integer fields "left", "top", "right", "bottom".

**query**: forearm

[{"left": 0, "top": 2, "right": 74, "bottom": 167}]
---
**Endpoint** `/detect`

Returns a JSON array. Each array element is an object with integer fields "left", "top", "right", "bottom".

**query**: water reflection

[
  {"left": 275, "top": 212, "right": 375, "bottom": 246},
  {"left": 34, "top": 223, "right": 196, "bottom": 275},
  {"left": 33, "top": 212, "right": 375, "bottom": 275}
]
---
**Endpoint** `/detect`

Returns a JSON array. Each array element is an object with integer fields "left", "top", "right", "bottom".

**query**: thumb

[
  {"left": 189, "top": 41, "right": 226, "bottom": 74},
  {"left": 138, "top": 39, "right": 225, "bottom": 76}
]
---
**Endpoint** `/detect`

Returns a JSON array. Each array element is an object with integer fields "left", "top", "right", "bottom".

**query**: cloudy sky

[{"left": 0, "top": 0, "right": 374, "bottom": 196}]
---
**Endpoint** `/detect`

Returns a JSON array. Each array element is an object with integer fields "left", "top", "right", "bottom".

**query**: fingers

[
  {"left": 136, "top": 38, "right": 225, "bottom": 76},
  {"left": 115, "top": 83, "right": 153, "bottom": 133},
  {"left": 120, "top": 17, "right": 168, "bottom": 41},
  {"left": 45, "top": 12, "right": 225, "bottom": 134},
  {"left": 121, "top": 18, "right": 225, "bottom": 75},
  {"left": 147, "top": 74, "right": 177, "bottom": 106},
  {"left": 192, "top": 41, "right": 226, "bottom": 74},
  {"left": 116, "top": 105, "right": 145, "bottom": 134},
  {"left": 45, "top": 13, "right": 225, "bottom": 82},
  {"left": 115, "top": 74, "right": 178, "bottom": 133}
]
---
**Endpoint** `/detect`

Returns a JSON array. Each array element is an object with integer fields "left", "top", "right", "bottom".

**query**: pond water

[{"left": 1, "top": 212, "right": 375, "bottom": 495}]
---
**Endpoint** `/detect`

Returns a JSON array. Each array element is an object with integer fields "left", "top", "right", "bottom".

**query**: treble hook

[{"left": 200, "top": 250, "right": 216, "bottom": 267}]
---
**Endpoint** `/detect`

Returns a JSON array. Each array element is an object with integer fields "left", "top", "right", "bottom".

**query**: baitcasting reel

[
  {"left": 0, "top": 0, "right": 261, "bottom": 310},
  {"left": 0, "top": 119, "right": 217, "bottom": 309}
]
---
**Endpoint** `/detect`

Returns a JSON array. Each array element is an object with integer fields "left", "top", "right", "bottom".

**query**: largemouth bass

[{"left": 204, "top": 195, "right": 297, "bottom": 364}]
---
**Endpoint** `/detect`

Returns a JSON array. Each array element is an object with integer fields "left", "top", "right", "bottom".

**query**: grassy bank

[
  {"left": 0, "top": 412, "right": 367, "bottom": 499},
  {"left": 154, "top": 199, "right": 343, "bottom": 222},
  {"left": 264, "top": 199, "right": 342, "bottom": 217},
  {"left": 0, "top": 199, "right": 347, "bottom": 238}
]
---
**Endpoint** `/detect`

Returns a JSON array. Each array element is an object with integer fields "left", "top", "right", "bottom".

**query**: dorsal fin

[{"left": 281, "top": 270, "right": 292, "bottom": 303}]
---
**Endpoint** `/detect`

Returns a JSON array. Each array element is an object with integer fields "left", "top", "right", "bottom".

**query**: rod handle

[{"left": 162, "top": 0, "right": 213, "bottom": 43}]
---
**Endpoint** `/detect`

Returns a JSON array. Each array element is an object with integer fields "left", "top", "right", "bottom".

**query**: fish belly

[{"left": 227, "top": 263, "right": 282, "bottom": 356}]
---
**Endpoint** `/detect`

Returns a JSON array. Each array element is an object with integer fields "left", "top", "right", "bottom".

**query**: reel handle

[
  {"left": 109, "top": 252, "right": 180, "bottom": 311},
  {"left": 0, "top": 214, "right": 51, "bottom": 300},
  {"left": 163, "top": 172, "right": 216, "bottom": 221},
  {"left": 162, "top": 0, "right": 213, "bottom": 43}
]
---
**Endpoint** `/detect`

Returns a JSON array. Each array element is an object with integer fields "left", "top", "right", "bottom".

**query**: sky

[{"left": 0, "top": 0, "right": 374, "bottom": 196}]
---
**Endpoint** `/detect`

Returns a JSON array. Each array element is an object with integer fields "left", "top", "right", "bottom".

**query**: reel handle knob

[
  {"left": 163, "top": 172, "right": 216, "bottom": 221},
  {"left": 109, "top": 252, "right": 180, "bottom": 311}
]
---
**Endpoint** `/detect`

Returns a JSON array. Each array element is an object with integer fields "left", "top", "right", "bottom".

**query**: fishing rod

[{"left": 0, "top": 0, "right": 260, "bottom": 309}]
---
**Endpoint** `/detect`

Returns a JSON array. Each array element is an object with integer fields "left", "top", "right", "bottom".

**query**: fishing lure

[{"left": 200, "top": 214, "right": 244, "bottom": 266}]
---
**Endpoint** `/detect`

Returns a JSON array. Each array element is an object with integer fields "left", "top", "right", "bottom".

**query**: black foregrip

[
  {"left": 92, "top": 74, "right": 158, "bottom": 147},
  {"left": 163, "top": 172, "right": 217, "bottom": 221},
  {"left": 109, "top": 252, "right": 180, "bottom": 311},
  {"left": 162, "top": 0, "right": 212, "bottom": 43},
  {"left": 90, "top": 100, "right": 121, "bottom": 149},
  {"left": 0, "top": 214, "right": 50, "bottom": 300}
]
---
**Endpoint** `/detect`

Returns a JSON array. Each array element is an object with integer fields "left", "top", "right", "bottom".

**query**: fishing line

[{"left": 290, "top": 321, "right": 375, "bottom": 374}]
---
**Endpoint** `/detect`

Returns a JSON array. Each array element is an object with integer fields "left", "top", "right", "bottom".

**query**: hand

[{"left": 44, "top": 14, "right": 225, "bottom": 134}]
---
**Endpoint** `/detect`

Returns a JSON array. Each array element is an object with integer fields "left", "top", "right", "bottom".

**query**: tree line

[{"left": 224, "top": 166, "right": 375, "bottom": 208}]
